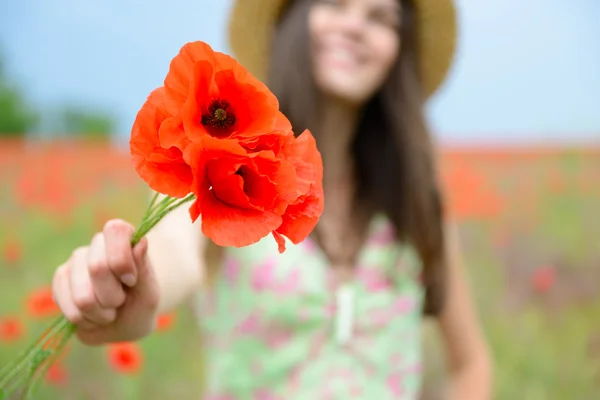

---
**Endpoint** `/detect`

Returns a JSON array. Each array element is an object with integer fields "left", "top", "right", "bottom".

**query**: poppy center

[
  {"left": 201, "top": 99, "right": 236, "bottom": 138},
  {"left": 214, "top": 108, "right": 227, "bottom": 121}
]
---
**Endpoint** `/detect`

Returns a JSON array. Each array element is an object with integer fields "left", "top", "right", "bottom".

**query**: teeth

[{"left": 327, "top": 49, "right": 356, "bottom": 65}]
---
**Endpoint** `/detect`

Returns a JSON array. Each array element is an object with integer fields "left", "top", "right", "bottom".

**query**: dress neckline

[{"left": 304, "top": 213, "right": 394, "bottom": 287}]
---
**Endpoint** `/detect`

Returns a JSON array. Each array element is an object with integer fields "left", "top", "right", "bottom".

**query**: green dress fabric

[{"left": 197, "top": 214, "right": 425, "bottom": 399}]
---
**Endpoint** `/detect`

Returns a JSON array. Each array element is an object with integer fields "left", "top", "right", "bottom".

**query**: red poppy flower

[
  {"left": 45, "top": 363, "right": 68, "bottom": 386},
  {"left": 161, "top": 41, "right": 281, "bottom": 147},
  {"left": 0, "top": 316, "right": 25, "bottom": 342},
  {"left": 2, "top": 238, "right": 22, "bottom": 265},
  {"left": 26, "top": 286, "right": 60, "bottom": 318},
  {"left": 185, "top": 136, "right": 298, "bottom": 248},
  {"left": 106, "top": 342, "right": 143, "bottom": 375},
  {"left": 129, "top": 40, "right": 324, "bottom": 251},
  {"left": 156, "top": 313, "right": 176, "bottom": 332},
  {"left": 531, "top": 266, "right": 556, "bottom": 294},
  {"left": 130, "top": 87, "right": 193, "bottom": 198}
]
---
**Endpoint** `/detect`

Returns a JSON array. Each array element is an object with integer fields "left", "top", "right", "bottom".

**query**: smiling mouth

[{"left": 322, "top": 49, "right": 362, "bottom": 69}]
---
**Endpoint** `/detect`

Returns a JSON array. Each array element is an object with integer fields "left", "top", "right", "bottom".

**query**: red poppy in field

[
  {"left": 0, "top": 316, "right": 25, "bottom": 342},
  {"left": 130, "top": 87, "right": 193, "bottom": 198},
  {"left": 161, "top": 41, "right": 281, "bottom": 146},
  {"left": 106, "top": 342, "right": 143, "bottom": 375},
  {"left": 156, "top": 313, "right": 176, "bottom": 332},
  {"left": 26, "top": 286, "right": 60, "bottom": 318},
  {"left": 2, "top": 238, "right": 22, "bottom": 265},
  {"left": 185, "top": 136, "right": 299, "bottom": 249},
  {"left": 45, "top": 363, "right": 68, "bottom": 386},
  {"left": 531, "top": 266, "right": 556, "bottom": 294}
]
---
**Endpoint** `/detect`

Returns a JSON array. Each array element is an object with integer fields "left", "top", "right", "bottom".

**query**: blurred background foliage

[{"left": 0, "top": 50, "right": 115, "bottom": 141}]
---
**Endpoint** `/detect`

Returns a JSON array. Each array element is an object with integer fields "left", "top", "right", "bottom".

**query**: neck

[{"left": 316, "top": 96, "right": 361, "bottom": 181}]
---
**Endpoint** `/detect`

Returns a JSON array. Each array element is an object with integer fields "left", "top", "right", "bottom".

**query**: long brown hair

[{"left": 267, "top": 0, "right": 447, "bottom": 316}]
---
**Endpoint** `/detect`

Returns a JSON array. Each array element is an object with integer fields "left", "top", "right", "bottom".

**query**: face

[{"left": 309, "top": 0, "right": 401, "bottom": 105}]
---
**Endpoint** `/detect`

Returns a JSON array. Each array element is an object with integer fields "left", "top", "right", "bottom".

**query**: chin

[{"left": 316, "top": 77, "right": 370, "bottom": 105}]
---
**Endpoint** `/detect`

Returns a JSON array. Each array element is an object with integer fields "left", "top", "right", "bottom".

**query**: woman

[{"left": 52, "top": 0, "right": 492, "bottom": 398}]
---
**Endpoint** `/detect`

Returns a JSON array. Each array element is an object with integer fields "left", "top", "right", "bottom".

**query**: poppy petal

[
  {"left": 272, "top": 231, "right": 287, "bottom": 254},
  {"left": 211, "top": 173, "right": 260, "bottom": 210},
  {"left": 214, "top": 68, "right": 279, "bottom": 138},
  {"left": 276, "top": 185, "right": 324, "bottom": 244},
  {"left": 251, "top": 153, "right": 298, "bottom": 214},
  {"left": 287, "top": 129, "right": 322, "bottom": 200},
  {"left": 133, "top": 160, "right": 193, "bottom": 198},
  {"left": 158, "top": 116, "right": 190, "bottom": 150},
  {"left": 275, "top": 112, "right": 292, "bottom": 133},
  {"left": 241, "top": 131, "right": 294, "bottom": 155},
  {"left": 276, "top": 130, "right": 324, "bottom": 243},
  {"left": 164, "top": 41, "right": 218, "bottom": 115},
  {"left": 130, "top": 88, "right": 193, "bottom": 198},
  {"left": 201, "top": 190, "right": 283, "bottom": 248},
  {"left": 183, "top": 60, "right": 220, "bottom": 143}
]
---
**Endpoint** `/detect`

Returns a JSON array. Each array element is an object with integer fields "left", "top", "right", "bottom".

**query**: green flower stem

[
  {"left": 0, "top": 193, "right": 196, "bottom": 399},
  {"left": 131, "top": 194, "right": 195, "bottom": 245},
  {"left": 21, "top": 321, "right": 76, "bottom": 400},
  {"left": 144, "top": 194, "right": 171, "bottom": 221},
  {"left": 0, "top": 316, "right": 66, "bottom": 389},
  {"left": 141, "top": 191, "right": 161, "bottom": 222}
]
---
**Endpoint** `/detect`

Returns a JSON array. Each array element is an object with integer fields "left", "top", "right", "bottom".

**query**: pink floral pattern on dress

[
  {"left": 358, "top": 267, "right": 393, "bottom": 293},
  {"left": 263, "top": 326, "right": 293, "bottom": 350},
  {"left": 197, "top": 214, "right": 424, "bottom": 400},
  {"left": 387, "top": 373, "right": 405, "bottom": 397},
  {"left": 251, "top": 258, "right": 276, "bottom": 291},
  {"left": 275, "top": 268, "right": 301, "bottom": 295},
  {"left": 254, "top": 389, "right": 281, "bottom": 400},
  {"left": 204, "top": 395, "right": 235, "bottom": 400},
  {"left": 224, "top": 256, "right": 241, "bottom": 284},
  {"left": 368, "top": 222, "right": 396, "bottom": 246},
  {"left": 236, "top": 312, "right": 262, "bottom": 335}
]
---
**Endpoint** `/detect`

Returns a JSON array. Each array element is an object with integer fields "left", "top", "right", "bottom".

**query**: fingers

[
  {"left": 87, "top": 233, "right": 126, "bottom": 309},
  {"left": 69, "top": 247, "right": 117, "bottom": 326},
  {"left": 130, "top": 237, "right": 159, "bottom": 311},
  {"left": 53, "top": 263, "right": 86, "bottom": 327},
  {"left": 132, "top": 236, "right": 148, "bottom": 270},
  {"left": 52, "top": 219, "right": 159, "bottom": 345},
  {"left": 53, "top": 261, "right": 96, "bottom": 330},
  {"left": 103, "top": 220, "right": 138, "bottom": 287}
]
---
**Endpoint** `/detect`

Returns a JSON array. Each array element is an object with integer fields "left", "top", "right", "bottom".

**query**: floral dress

[{"left": 196, "top": 214, "right": 425, "bottom": 399}]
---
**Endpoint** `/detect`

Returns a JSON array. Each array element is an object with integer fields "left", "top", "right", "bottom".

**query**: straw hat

[{"left": 227, "top": 0, "right": 457, "bottom": 99}]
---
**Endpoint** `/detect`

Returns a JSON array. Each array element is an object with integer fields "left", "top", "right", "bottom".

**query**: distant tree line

[{"left": 0, "top": 50, "right": 116, "bottom": 139}]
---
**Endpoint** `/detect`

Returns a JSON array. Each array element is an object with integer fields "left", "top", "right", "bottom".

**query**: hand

[{"left": 52, "top": 219, "right": 160, "bottom": 345}]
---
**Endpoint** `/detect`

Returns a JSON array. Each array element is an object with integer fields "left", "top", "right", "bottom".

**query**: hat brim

[{"left": 228, "top": 0, "right": 457, "bottom": 99}]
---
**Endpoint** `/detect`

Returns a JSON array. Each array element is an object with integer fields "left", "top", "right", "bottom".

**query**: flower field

[{"left": 0, "top": 139, "right": 599, "bottom": 399}]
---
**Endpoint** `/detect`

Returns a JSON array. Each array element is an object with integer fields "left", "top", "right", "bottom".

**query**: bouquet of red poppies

[{"left": 0, "top": 41, "right": 323, "bottom": 399}]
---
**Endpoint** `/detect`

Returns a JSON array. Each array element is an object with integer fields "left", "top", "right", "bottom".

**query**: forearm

[
  {"left": 145, "top": 204, "right": 205, "bottom": 314},
  {"left": 448, "top": 356, "right": 493, "bottom": 400}
]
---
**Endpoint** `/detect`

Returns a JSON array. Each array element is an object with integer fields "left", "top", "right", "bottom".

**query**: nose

[{"left": 335, "top": 6, "right": 367, "bottom": 37}]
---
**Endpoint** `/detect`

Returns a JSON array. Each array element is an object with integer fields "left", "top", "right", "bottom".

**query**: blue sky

[{"left": 0, "top": 0, "right": 598, "bottom": 144}]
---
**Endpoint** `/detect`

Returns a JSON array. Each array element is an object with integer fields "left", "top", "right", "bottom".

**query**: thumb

[
  {"left": 132, "top": 236, "right": 149, "bottom": 268},
  {"left": 130, "top": 237, "right": 159, "bottom": 307}
]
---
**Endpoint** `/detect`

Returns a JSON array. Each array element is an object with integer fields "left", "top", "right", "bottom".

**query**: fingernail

[{"left": 121, "top": 274, "right": 136, "bottom": 287}]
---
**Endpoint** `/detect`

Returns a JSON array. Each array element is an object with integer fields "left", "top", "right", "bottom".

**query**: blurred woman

[{"left": 52, "top": 0, "right": 492, "bottom": 398}]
